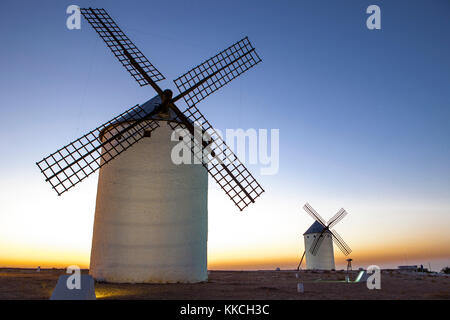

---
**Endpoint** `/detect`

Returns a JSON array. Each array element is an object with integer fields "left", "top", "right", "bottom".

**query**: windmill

[
  {"left": 36, "top": 8, "right": 264, "bottom": 283},
  {"left": 297, "top": 203, "right": 352, "bottom": 271}
]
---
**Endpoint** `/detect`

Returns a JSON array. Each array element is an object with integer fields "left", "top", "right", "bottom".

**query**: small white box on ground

[
  {"left": 50, "top": 275, "right": 96, "bottom": 300},
  {"left": 297, "top": 283, "right": 304, "bottom": 293}
]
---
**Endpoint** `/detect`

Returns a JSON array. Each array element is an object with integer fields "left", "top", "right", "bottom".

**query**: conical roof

[
  {"left": 116, "top": 95, "right": 180, "bottom": 123},
  {"left": 100, "top": 95, "right": 191, "bottom": 139},
  {"left": 303, "top": 221, "right": 331, "bottom": 235}
]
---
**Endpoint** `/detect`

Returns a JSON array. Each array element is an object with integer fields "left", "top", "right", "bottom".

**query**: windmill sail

[
  {"left": 309, "top": 232, "right": 327, "bottom": 255},
  {"left": 327, "top": 208, "right": 348, "bottom": 229},
  {"left": 331, "top": 229, "right": 352, "bottom": 255},
  {"left": 80, "top": 8, "right": 165, "bottom": 86},
  {"left": 303, "top": 203, "right": 327, "bottom": 227},
  {"left": 36, "top": 104, "right": 160, "bottom": 195},
  {"left": 168, "top": 104, "right": 264, "bottom": 211},
  {"left": 173, "top": 37, "right": 261, "bottom": 107}
]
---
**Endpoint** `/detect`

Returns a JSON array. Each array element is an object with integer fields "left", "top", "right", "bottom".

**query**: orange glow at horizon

[
  {"left": 1, "top": 235, "right": 449, "bottom": 270},
  {"left": 1, "top": 179, "right": 449, "bottom": 271}
]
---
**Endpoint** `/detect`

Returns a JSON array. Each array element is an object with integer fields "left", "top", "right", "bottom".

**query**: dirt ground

[{"left": 0, "top": 268, "right": 449, "bottom": 300}]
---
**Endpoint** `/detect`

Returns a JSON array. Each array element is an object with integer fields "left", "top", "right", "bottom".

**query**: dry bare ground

[{"left": 0, "top": 268, "right": 449, "bottom": 300}]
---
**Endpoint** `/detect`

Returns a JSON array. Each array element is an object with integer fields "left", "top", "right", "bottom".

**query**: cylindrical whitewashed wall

[
  {"left": 304, "top": 233, "right": 335, "bottom": 270},
  {"left": 89, "top": 121, "right": 208, "bottom": 283}
]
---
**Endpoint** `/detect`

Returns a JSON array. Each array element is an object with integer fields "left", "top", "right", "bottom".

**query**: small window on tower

[{"left": 144, "top": 130, "right": 151, "bottom": 137}]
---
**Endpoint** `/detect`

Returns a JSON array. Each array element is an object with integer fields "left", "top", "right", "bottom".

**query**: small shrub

[{"left": 441, "top": 266, "right": 450, "bottom": 274}]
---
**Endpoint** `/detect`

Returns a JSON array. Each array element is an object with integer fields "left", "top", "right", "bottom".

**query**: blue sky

[{"left": 0, "top": 0, "right": 449, "bottom": 269}]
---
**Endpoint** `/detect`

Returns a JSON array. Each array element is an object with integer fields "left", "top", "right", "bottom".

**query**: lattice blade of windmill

[
  {"left": 327, "top": 208, "right": 348, "bottom": 229},
  {"left": 303, "top": 203, "right": 328, "bottom": 227},
  {"left": 80, "top": 8, "right": 165, "bottom": 86},
  {"left": 331, "top": 229, "right": 352, "bottom": 256},
  {"left": 36, "top": 105, "right": 160, "bottom": 196},
  {"left": 168, "top": 105, "right": 264, "bottom": 211},
  {"left": 173, "top": 37, "right": 261, "bottom": 107},
  {"left": 309, "top": 231, "right": 327, "bottom": 256}
]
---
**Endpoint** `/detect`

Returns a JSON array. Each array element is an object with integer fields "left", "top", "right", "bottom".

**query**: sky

[{"left": 0, "top": 0, "right": 449, "bottom": 271}]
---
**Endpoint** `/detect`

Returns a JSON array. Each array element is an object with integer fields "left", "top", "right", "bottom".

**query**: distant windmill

[
  {"left": 297, "top": 203, "right": 352, "bottom": 270},
  {"left": 36, "top": 8, "right": 264, "bottom": 283}
]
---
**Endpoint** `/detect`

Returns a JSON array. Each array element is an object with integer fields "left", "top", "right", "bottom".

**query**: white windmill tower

[
  {"left": 36, "top": 8, "right": 264, "bottom": 283},
  {"left": 90, "top": 97, "right": 209, "bottom": 283},
  {"left": 303, "top": 221, "right": 335, "bottom": 270},
  {"left": 297, "top": 203, "right": 352, "bottom": 271}
]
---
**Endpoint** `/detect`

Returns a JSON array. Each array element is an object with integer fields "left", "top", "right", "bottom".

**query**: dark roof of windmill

[
  {"left": 116, "top": 95, "right": 180, "bottom": 123},
  {"left": 303, "top": 221, "right": 331, "bottom": 235},
  {"left": 99, "top": 95, "right": 189, "bottom": 140}
]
